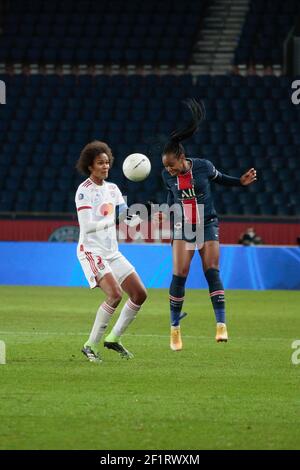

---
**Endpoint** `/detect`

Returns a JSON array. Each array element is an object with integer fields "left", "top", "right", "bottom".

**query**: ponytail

[{"left": 163, "top": 99, "right": 205, "bottom": 157}]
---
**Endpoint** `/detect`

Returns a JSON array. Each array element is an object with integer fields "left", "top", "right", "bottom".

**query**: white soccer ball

[{"left": 122, "top": 153, "right": 151, "bottom": 182}]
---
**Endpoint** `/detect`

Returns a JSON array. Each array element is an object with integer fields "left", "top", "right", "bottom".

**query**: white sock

[
  {"left": 86, "top": 302, "right": 116, "bottom": 347},
  {"left": 110, "top": 299, "right": 141, "bottom": 339}
]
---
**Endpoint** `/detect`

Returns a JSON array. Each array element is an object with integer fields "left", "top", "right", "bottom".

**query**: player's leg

[
  {"left": 82, "top": 269, "right": 123, "bottom": 362},
  {"left": 104, "top": 255, "right": 146, "bottom": 358},
  {"left": 170, "top": 240, "right": 195, "bottom": 351},
  {"left": 198, "top": 239, "right": 228, "bottom": 342}
]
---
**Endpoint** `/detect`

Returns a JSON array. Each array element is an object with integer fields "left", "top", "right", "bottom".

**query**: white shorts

[{"left": 78, "top": 250, "right": 135, "bottom": 289}]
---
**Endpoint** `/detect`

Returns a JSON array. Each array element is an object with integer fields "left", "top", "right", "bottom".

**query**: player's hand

[
  {"left": 240, "top": 168, "right": 257, "bottom": 186},
  {"left": 124, "top": 214, "right": 142, "bottom": 227}
]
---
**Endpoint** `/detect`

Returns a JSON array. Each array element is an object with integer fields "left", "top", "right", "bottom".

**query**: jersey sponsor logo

[
  {"left": 177, "top": 170, "right": 199, "bottom": 224},
  {"left": 99, "top": 202, "right": 114, "bottom": 216},
  {"left": 180, "top": 188, "right": 196, "bottom": 200}
]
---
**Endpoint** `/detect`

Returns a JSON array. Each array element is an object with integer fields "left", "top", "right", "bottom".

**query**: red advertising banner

[{"left": 0, "top": 219, "right": 298, "bottom": 245}]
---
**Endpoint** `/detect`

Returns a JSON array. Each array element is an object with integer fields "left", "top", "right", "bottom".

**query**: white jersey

[{"left": 75, "top": 178, "right": 126, "bottom": 259}]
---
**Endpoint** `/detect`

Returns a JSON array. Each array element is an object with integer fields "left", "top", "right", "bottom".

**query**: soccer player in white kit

[{"left": 75, "top": 141, "right": 147, "bottom": 362}]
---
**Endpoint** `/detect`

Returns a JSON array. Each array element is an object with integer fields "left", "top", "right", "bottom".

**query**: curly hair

[{"left": 76, "top": 141, "right": 114, "bottom": 176}]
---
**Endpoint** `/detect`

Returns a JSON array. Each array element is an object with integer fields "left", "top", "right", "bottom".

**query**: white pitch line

[
  {"left": 0, "top": 331, "right": 290, "bottom": 341},
  {"left": 1, "top": 331, "right": 196, "bottom": 338}
]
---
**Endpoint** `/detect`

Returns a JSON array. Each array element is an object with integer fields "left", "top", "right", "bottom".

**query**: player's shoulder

[
  {"left": 190, "top": 157, "right": 211, "bottom": 168},
  {"left": 75, "top": 178, "right": 93, "bottom": 201},
  {"left": 105, "top": 181, "right": 122, "bottom": 194},
  {"left": 191, "top": 158, "right": 216, "bottom": 174},
  {"left": 162, "top": 168, "right": 176, "bottom": 188},
  {"left": 77, "top": 178, "right": 93, "bottom": 192},
  {"left": 105, "top": 181, "right": 119, "bottom": 190},
  {"left": 161, "top": 168, "right": 170, "bottom": 181}
]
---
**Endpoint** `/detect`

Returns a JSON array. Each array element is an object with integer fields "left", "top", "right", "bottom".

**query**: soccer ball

[{"left": 122, "top": 153, "right": 151, "bottom": 182}]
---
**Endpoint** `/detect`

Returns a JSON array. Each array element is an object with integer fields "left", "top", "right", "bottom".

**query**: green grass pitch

[{"left": 0, "top": 285, "right": 299, "bottom": 450}]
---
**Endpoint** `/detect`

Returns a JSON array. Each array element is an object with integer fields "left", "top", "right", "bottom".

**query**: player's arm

[
  {"left": 115, "top": 188, "right": 143, "bottom": 227},
  {"left": 76, "top": 189, "right": 115, "bottom": 234},
  {"left": 77, "top": 207, "right": 115, "bottom": 234},
  {"left": 115, "top": 203, "right": 142, "bottom": 227},
  {"left": 166, "top": 188, "right": 174, "bottom": 206},
  {"left": 206, "top": 160, "right": 257, "bottom": 186},
  {"left": 153, "top": 171, "right": 174, "bottom": 223},
  {"left": 161, "top": 170, "right": 175, "bottom": 205}
]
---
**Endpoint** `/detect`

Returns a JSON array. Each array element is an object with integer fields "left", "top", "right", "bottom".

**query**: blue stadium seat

[
  {"left": 23, "top": 178, "right": 39, "bottom": 191},
  {"left": 0, "top": 197, "right": 15, "bottom": 212},
  {"left": 0, "top": 72, "right": 297, "bottom": 217}
]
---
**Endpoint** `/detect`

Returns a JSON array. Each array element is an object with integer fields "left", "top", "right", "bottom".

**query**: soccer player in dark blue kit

[{"left": 156, "top": 99, "right": 257, "bottom": 351}]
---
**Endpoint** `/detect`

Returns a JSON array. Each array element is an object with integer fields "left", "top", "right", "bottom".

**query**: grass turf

[{"left": 0, "top": 285, "right": 299, "bottom": 450}]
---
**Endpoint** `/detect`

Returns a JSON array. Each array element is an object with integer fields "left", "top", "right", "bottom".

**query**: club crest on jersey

[{"left": 78, "top": 193, "right": 84, "bottom": 200}]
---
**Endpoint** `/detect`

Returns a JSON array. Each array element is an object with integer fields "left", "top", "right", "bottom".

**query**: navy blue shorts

[
  {"left": 203, "top": 216, "right": 219, "bottom": 242},
  {"left": 171, "top": 217, "right": 219, "bottom": 243}
]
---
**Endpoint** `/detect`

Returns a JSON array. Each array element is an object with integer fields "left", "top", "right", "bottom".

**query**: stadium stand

[
  {"left": 234, "top": 0, "right": 300, "bottom": 67},
  {"left": 0, "top": 73, "right": 299, "bottom": 216},
  {"left": 0, "top": 0, "right": 299, "bottom": 219},
  {"left": 0, "top": 0, "right": 209, "bottom": 66}
]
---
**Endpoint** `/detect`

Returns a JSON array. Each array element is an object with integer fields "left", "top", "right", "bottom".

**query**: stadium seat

[
  {"left": 0, "top": 73, "right": 298, "bottom": 217},
  {"left": 234, "top": 0, "right": 300, "bottom": 66}
]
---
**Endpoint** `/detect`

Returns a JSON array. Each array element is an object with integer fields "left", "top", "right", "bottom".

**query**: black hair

[{"left": 163, "top": 98, "right": 206, "bottom": 158}]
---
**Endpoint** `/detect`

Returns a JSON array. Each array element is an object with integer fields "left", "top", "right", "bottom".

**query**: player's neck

[
  {"left": 90, "top": 175, "right": 104, "bottom": 186},
  {"left": 181, "top": 159, "right": 191, "bottom": 174}
]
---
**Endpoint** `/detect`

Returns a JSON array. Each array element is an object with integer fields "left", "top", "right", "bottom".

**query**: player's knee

[
  {"left": 131, "top": 286, "right": 147, "bottom": 305},
  {"left": 205, "top": 263, "right": 219, "bottom": 272},
  {"left": 108, "top": 288, "right": 123, "bottom": 306},
  {"left": 174, "top": 268, "right": 190, "bottom": 277}
]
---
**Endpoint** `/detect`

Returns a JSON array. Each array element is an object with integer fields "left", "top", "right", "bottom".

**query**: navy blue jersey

[{"left": 162, "top": 158, "right": 241, "bottom": 223}]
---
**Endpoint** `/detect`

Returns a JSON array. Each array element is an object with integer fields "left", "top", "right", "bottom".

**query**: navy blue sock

[
  {"left": 204, "top": 268, "right": 226, "bottom": 324},
  {"left": 169, "top": 275, "right": 186, "bottom": 326}
]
